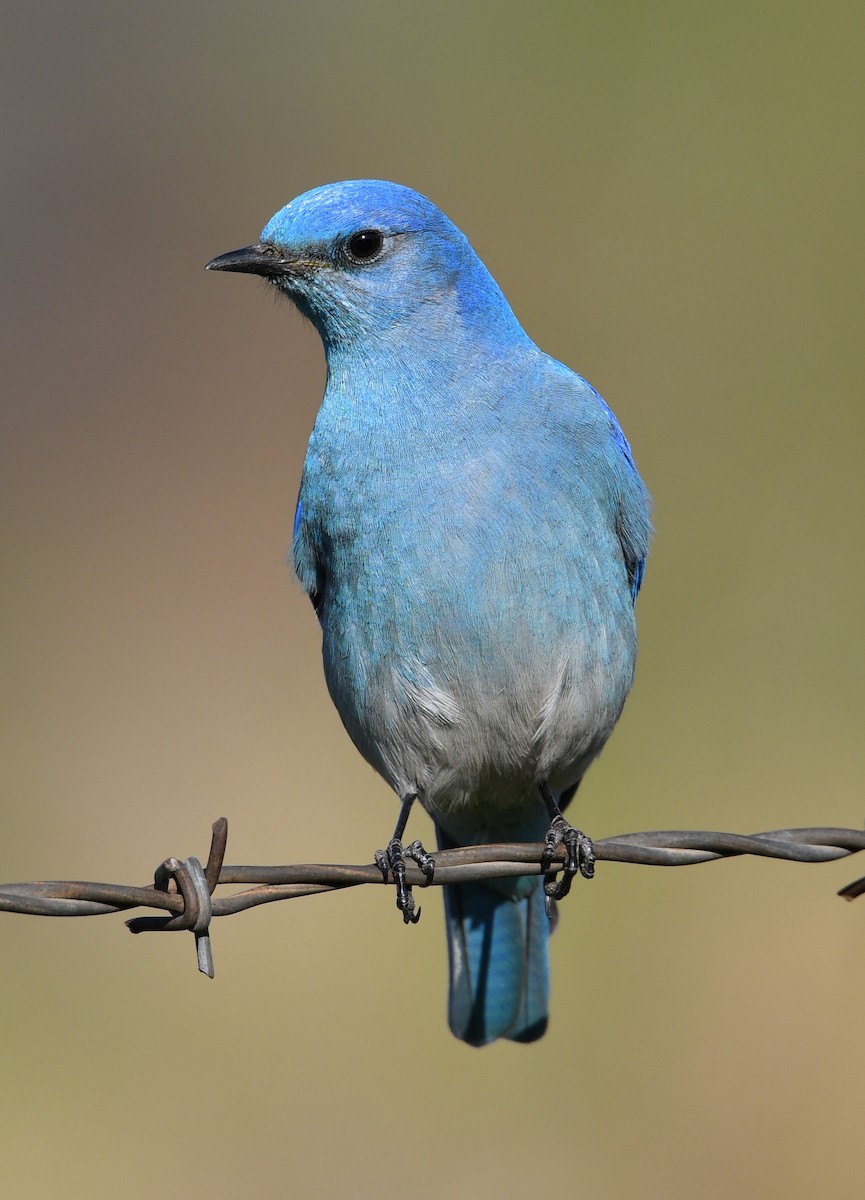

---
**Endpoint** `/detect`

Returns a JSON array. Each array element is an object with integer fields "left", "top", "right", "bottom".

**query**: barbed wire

[{"left": 1, "top": 818, "right": 864, "bottom": 977}]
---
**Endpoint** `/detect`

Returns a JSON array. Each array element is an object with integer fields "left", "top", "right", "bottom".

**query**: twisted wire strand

[{"left": 1, "top": 822, "right": 864, "bottom": 926}]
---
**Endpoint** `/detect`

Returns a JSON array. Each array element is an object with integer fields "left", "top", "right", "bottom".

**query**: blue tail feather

[{"left": 439, "top": 826, "right": 550, "bottom": 1046}]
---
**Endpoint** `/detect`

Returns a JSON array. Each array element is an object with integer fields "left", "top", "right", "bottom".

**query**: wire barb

[{"left": 124, "top": 819, "right": 226, "bottom": 976}]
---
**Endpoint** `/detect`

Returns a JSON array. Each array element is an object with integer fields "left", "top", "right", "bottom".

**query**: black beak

[{"left": 205, "top": 244, "right": 284, "bottom": 276}]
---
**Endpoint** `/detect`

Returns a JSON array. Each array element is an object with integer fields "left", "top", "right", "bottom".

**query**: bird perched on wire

[{"left": 207, "top": 180, "right": 650, "bottom": 1046}]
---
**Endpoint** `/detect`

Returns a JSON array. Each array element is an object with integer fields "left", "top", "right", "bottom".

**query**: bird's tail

[{"left": 437, "top": 825, "right": 550, "bottom": 1046}]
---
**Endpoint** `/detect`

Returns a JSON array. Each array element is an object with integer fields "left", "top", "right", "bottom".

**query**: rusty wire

[{"left": 1, "top": 818, "right": 864, "bottom": 976}]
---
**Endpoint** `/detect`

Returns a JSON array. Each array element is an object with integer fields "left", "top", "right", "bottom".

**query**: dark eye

[{"left": 346, "top": 229, "right": 385, "bottom": 263}]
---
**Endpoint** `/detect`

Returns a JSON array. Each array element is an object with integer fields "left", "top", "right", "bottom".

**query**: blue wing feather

[{"left": 584, "top": 382, "right": 649, "bottom": 604}]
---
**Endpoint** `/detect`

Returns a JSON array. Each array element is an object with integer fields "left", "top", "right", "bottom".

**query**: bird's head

[{"left": 206, "top": 180, "right": 521, "bottom": 352}]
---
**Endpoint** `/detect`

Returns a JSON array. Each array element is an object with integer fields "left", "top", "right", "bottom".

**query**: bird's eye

[{"left": 346, "top": 230, "right": 385, "bottom": 263}]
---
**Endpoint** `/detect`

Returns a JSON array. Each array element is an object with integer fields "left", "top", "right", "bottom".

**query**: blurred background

[{"left": 2, "top": 2, "right": 863, "bottom": 1196}]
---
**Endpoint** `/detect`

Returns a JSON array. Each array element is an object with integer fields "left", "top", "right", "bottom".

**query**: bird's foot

[
  {"left": 375, "top": 839, "right": 418, "bottom": 923},
  {"left": 375, "top": 837, "right": 434, "bottom": 924},
  {"left": 375, "top": 792, "right": 435, "bottom": 925},
  {"left": 540, "top": 816, "right": 595, "bottom": 920}
]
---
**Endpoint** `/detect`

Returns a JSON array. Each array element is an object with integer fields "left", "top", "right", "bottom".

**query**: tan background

[{"left": 2, "top": 3, "right": 864, "bottom": 1197}]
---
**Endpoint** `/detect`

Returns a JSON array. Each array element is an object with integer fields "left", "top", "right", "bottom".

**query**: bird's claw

[
  {"left": 541, "top": 817, "right": 594, "bottom": 919},
  {"left": 374, "top": 847, "right": 390, "bottom": 882},
  {"left": 375, "top": 837, "right": 429, "bottom": 924},
  {"left": 405, "top": 839, "right": 435, "bottom": 883}
]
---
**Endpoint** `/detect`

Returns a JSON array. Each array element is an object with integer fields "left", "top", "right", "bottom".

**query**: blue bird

[{"left": 206, "top": 181, "right": 650, "bottom": 1046}]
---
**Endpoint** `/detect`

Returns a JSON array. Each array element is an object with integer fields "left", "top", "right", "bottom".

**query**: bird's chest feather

[{"left": 295, "top": 388, "right": 636, "bottom": 808}]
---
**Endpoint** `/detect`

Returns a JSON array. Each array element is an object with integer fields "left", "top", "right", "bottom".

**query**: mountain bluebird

[{"left": 206, "top": 180, "right": 650, "bottom": 1046}]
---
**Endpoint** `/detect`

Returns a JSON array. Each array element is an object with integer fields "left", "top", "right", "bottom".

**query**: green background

[{"left": 2, "top": 3, "right": 863, "bottom": 1196}]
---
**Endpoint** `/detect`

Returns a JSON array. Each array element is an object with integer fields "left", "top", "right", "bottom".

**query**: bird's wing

[
  {"left": 292, "top": 498, "right": 325, "bottom": 617},
  {"left": 590, "top": 385, "right": 650, "bottom": 602}
]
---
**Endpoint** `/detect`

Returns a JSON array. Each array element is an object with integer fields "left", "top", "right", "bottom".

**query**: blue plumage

[{"left": 207, "top": 180, "right": 650, "bottom": 1045}]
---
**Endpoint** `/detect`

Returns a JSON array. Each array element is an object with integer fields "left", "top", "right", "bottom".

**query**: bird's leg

[
  {"left": 374, "top": 792, "right": 435, "bottom": 925},
  {"left": 539, "top": 781, "right": 595, "bottom": 919}
]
